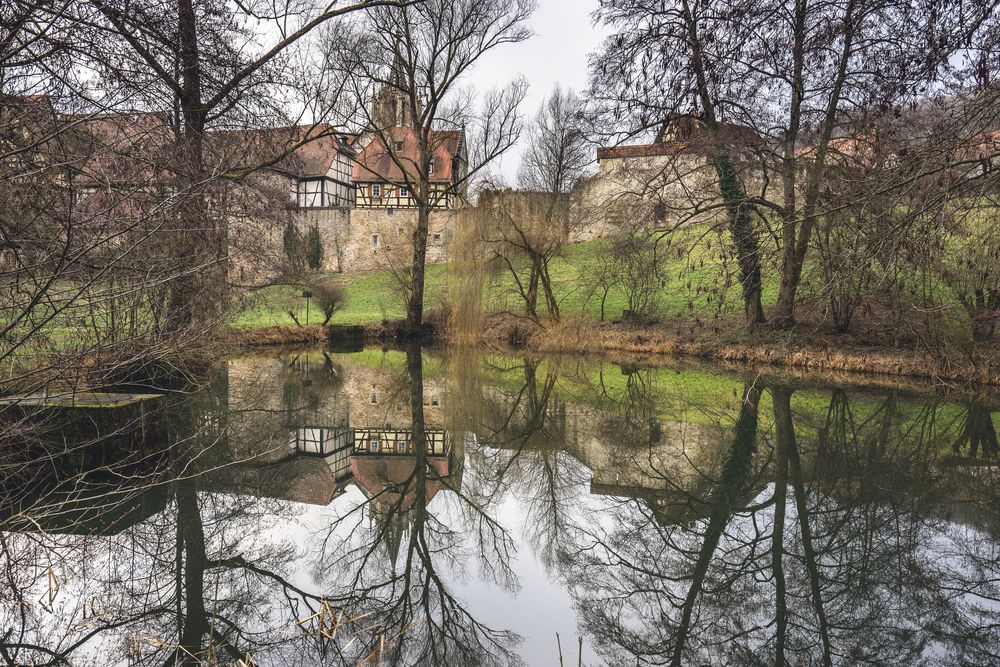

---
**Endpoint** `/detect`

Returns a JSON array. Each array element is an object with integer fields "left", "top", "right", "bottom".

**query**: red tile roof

[
  {"left": 352, "top": 127, "right": 463, "bottom": 183},
  {"left": 65, "top": 112, "right": 177, "bottom": 186},
  {"left": 350, "top": 454, "right": 450, "bottom": 508},
  {"left": 598, "top": 114, "right": 763, "bottom": 162},
  {"left": 209, "top": 123, "right": 358, "bottom": 178},
  {"left": 62, "top": 115, "right": 357, "bottom": 184},
  {"left": 597, "top": 142, "right": 694, "bottom": 160}
]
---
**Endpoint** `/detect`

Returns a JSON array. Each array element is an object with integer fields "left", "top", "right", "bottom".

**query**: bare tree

[
  {"left": 483, "top": 85, "right": 592, "bottom": 322},
  {"left": 518, "top": 86, "right": 591, "bottom": 194},
  {"left": 70, "top": 0, "right": 409, "bottom": 333},
  {"left": 323, "top": 0, "right": 533, "bottom": 334},
  {"left": 479, "top": 187, "right": 568, "bottom": 321},
  {"left": 589, "top": 0, "right": 1000, "bottom": 330}
]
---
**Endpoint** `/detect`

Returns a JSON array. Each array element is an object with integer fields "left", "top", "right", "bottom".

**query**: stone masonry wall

[
  {"left": 233, "top": 204, "right": 459, "bottom": 284},
  {"left": 290, "top": 207, "right": 456, "bottom": 275},
  {"left": 568, "top": 153, "right": 782, "bottom": 243}
]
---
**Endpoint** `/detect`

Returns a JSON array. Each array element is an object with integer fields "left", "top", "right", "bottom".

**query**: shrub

[
  {"left": 283, "top": 222, "right": 304, "bottom": 273},
  {"left": 312, "top": 280, "right": 347, "bottom": 326},
  {"left": 306, "top": 225, "right": 323, "bottom": 271}
]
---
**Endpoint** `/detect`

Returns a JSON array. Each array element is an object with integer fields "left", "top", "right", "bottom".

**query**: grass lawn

[
  {"left": 228, "top": 230, "right": 780, "bottom": 329},
  {"left": 229, "top": 264, "right": 450, "bottom": 329}
]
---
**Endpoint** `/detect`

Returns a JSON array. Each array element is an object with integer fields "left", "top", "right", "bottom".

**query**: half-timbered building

[{"left": 351, "top": 127, "right": 466, "bottom": 209}]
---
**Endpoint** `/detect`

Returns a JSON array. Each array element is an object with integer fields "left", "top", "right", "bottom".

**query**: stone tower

[{"left": 371, "top": 52, "right": 412, "bottom": 129}]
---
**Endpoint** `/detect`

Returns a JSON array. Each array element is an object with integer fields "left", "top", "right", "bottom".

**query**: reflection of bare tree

[
  {"left": 0, "top": 379, "right": 345, "bottom": 666},
  {"left": 4, "top": 350, "right": 1000, "bottom": 665},
  {"left": 953, "top": 400, "right": 999, "bottom": 459},
  {"left": 306, "top": 343, "right": 521, "bottom": 666},
  {"left": 594, "top": 365, "right": 661, "bottom": 450},
  {"left": 553, "top": 382, "right": 764, "bottom": 665},
  {"left": 557, "top": 381, "right": 1000, "bottom": 665},
  {"left": 463, "top": 356, "right": 592, "bottom": 572}
]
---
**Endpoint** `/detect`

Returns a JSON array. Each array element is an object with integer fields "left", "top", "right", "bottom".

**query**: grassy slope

[{"left": 229, "top": 231, "right": 778, "bottom": 329}]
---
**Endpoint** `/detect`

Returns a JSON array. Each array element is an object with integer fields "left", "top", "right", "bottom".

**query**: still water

[{"left": 3, "top": 345, "right": 1000, "bottom": 666}]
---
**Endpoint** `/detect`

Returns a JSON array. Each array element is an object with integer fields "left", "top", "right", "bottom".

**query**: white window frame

[{"left": 372, "top": 183, "right": 381, "bottom": 198}]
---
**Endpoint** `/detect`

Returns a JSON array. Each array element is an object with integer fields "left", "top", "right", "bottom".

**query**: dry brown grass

[
  {"left": 481, "top": 313, "right": 1000, "bottom": 387},
  {"left": 229, "top": 312, "right": 1000, "bottom": 389},
  {"left": 232, "top": 325, "right": 327, "bottom": 347}
]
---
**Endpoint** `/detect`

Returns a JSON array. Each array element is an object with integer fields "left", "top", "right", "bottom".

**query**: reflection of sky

[
  {"left": 287, "top": 454, "right": 610, "bottom": 665},
  {"left": 4, "top": 448, "right": 1000, "bottom": 665}
]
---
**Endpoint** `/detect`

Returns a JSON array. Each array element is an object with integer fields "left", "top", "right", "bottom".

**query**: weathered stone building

[
  {"left": 248, "top": 110, "right": 467, "bottom": 280},
  {"left": 569, "top": 113, "right": 775, "bottom": 242}
]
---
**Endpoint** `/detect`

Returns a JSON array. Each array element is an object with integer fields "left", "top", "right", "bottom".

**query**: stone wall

[
  {"left": 568, "top": 152, "right": 782, "bottom": 243},
  {"left": 231, "top": 202, "right": 459, "bottom": 284}
]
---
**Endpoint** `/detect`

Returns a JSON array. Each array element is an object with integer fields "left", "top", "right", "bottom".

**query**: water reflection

[{"left": 1, "top": 347, "right": 999, "bottom": 665}]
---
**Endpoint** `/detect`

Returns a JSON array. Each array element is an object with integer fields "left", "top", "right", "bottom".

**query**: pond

[{"left": 2, "top": 345, "right": 1000, "bottom": 666}]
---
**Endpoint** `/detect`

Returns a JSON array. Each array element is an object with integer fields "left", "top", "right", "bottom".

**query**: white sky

[{"left": 470, "top": 0, "right": 607, "bottom": 183}]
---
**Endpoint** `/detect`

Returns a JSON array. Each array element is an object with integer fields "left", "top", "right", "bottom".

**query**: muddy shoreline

[{"left": 229, "top": 313, "right": 1000, "bottom": 391}]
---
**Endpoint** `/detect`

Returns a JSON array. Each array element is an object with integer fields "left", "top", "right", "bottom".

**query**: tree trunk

[
  {"left": 775, "top": 385, "right": 833, "bottom": 666},
  {"left": 773, "top": 228, "right": 803, "bottom": 329},
  {"left": 539, "top": 256, "right": 559, "bottom": 320},
  {"left": 175, "top": 484, "right": 208, "bottom": 662},
  {"left": 405, "top": 196, "right": 430, "bottom": 334},
  {"left": 714, "top": 156, "right": 765, "bottom": 326},
  {"left": 670, "top": 382, "right": 760, "bottom": 666},
  {"left": 165, "top": 0, "right": 219, "bottom": 335},
  {"left": 680, "top": 0, "right": 765, "bottom": 328},
  {"left": 770, "top": 385, "right": 792, "bottom": 666},
  {"left": 526, "top": 258, "right": 540, "bottom": 320}
]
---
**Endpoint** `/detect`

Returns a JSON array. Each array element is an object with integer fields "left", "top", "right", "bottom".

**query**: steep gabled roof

[
  {"left": 209, "top": 124, "right": 358, "bottom": 178},
  {"left": 350, "top": 454, "right": 450, "bottom": 508},
  {"left": 62, "top": 115, "right": 358, "bottom": 185},
  {"left": 352, "top": 127, "right": 463, "bottom": 183},
  {"left": 63, "top": 111, "right": 177, "bottom": 186}
]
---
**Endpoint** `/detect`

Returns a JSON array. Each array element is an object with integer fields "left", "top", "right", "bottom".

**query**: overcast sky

[{"left": 471, "top": 0, "right": 607, "bottom": 183}]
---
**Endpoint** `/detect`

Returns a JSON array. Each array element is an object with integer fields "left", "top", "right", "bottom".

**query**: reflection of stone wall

[
  {"left": 340, "top": 362, "right": 446, "bottom": 430},
  {"left": 227, "top": 353, "right": 752, "bottom": 518},
  {"left": 226, "top": 354, "right": 446, "bottom": 447},
  {"left": 226, "top": 357, "right": 289, "bottom": 462},
  {"left": 481, "top": 383, "right": 744, "bottom": 511}
]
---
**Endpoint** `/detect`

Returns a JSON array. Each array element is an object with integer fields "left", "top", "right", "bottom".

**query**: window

[
  {"left": 400, "top": 187, "right": 409, "bottom": 198},
  {"left": 397, "top": 440, "right": 408, "bottom": 453},
  {"left": 369, "top": 438, "right": 380, "bottom": 453},
  {"left": 371, "top": 234, "right": 379, "bottom": 247},
  {"left": 394, "top": 140, "right": 404, "bottom": 151},
  {"left": 370, "top": 390, "right": 378, "bottom": 403},
  {"left": 427, "top": 162, "right": 434, "bottom": 175},
  {"left": 371, "top": 183, "right": 381, "bottom": 198},
  {"left": 432, "top": 233, "right": 442, "bottom": 242}
]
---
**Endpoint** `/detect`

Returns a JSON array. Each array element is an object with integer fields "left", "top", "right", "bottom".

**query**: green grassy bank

[{"left": 229, "top": 233, "right": 780, "bottom": 330}]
